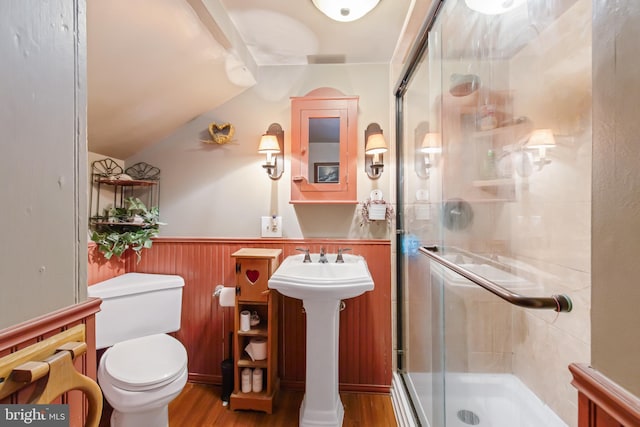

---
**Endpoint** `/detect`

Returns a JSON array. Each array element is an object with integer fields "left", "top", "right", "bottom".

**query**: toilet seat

[{"left": 102, "top": 334, "right": 187, "bottom": 392}]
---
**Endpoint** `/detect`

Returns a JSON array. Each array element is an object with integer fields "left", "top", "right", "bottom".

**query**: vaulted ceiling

[
  {"left": 87, "top": 0, "right": 414, "bottom": 159},
  {"left": 87, "top": 1, "right": 580, "bottom": 159}
]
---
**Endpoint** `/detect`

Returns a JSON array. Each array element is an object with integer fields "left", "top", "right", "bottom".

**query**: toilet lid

[{"left": 104, "top": 334, "right": 187, "bottom": 391}]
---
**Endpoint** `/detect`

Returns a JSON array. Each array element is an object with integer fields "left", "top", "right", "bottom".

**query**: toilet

[{"left": 88, "top": 273, "right": 188, "bottom": 427}]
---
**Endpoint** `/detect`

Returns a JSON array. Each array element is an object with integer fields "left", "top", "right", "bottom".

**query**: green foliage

[{"left": 91, "top": 197, "right": 163, "bottom": 262}]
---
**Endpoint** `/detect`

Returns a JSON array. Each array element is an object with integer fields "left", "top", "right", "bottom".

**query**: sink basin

[
  {"left": 268, "top": 253, "right": 374, "bottom": 300},
  {"left": 268, "top": 253, "right": 374, "bottom": 427}
]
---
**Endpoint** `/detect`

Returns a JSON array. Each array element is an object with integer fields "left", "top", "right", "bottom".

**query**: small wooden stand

[{"left": 230, "top": 248, "right": 282, "bottom": 414}]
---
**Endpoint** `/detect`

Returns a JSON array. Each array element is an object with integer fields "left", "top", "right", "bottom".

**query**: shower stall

[{"left": 394, "top": 1, "right": 591, "bottom": 426}]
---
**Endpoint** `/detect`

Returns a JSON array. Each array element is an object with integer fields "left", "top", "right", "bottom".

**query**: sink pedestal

[
  {"left": 266, "top": 253, "right": 374, "bottom": 427},
  {"left": 300, "top": 298, "right": 343, "bottom": 427}
]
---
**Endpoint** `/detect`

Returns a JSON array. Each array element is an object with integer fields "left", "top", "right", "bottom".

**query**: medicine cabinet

[{"left": 290, "top": 87, "right": 358, "bottom": 204}]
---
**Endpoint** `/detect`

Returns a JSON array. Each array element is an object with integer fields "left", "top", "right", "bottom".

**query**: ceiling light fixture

[
  {"left": 465, "top": 0, "right": 527, "bottom": 15},
  {"left": 311, "top": 0, "right": 381, "bottom": 22}
]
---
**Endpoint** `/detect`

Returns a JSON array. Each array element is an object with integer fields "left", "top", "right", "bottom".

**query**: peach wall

[
  {"left": 591, "top": 0, "right": 640, "bottom": 398},
  {"left": 124, "top": 63, "right": 394, "bottom": 240}
]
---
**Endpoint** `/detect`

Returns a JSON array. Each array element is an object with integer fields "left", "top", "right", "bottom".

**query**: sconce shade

[
  {"left": 527, "top": 129, "right": 556, "bottom": 148},
  {"left": 420, "top": 132, "right": 442, "bottom": 154},
  {"left": 258, "top": 134, "right": 281, "bottom": 153},
  {"left": 312, "top": 0, "right": 380, "bottom": 22},
  {"left": 365, "top": 133, "right": 388, "bottom": 155}
]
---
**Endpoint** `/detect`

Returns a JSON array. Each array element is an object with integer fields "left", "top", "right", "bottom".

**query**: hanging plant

[{"left": 90, "top": 197, "right": 163, "bottom": 262}]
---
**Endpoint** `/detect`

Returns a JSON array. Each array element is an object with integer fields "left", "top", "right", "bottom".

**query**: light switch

[{"left": 261, "top": 216, "right": 282, "bottom": 238}]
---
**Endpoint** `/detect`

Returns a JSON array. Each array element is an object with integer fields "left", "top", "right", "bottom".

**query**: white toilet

[{"left": 88, "top": 273, "right": 188, "bottom": 427}]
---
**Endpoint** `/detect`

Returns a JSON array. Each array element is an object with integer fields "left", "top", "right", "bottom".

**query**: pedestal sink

[{"left": 268, "top": 253, "right": 374, "bottom": 427}]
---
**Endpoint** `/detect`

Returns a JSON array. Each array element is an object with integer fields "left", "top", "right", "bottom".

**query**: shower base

[{"left": 404, "top": 372, "right": 567, "bottom": 427}]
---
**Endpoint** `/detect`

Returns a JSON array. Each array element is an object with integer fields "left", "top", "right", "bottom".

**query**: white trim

[{"left": 391, "top": 372, "right": 420, "bottom": 427}]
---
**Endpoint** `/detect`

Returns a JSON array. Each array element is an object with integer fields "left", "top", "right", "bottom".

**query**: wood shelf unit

[{"left": 230, "top": 248, "right": 282, "bottom": 414}]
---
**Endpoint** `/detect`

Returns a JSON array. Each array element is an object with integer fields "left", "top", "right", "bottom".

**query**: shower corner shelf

[
  {"left": 471, "top": 178, "right": 516, "bottom": 201},
  {"left": 472, "top": 178, "right": 514, "bottom": 188},
  {"left": 471, "top": 120, "right": 530, "bottom": 140}
]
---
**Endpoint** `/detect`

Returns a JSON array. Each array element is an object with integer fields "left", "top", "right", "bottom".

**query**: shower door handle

[{"left": 421, "top": 246, "right": 573, "bottom": 312}]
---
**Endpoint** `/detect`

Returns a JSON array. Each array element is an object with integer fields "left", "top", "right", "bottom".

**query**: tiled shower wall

[{"left": 503, "top": 1, "right": 592, "bottom": 424}]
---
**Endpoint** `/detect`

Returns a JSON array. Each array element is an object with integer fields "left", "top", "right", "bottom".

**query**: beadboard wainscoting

[
  {"left": 570, "top": 363, "right": 640, "bottom": 427},
  {"left": 88, "top": 238, "right": 393, "bottom": 393},
  {"left": 0, "top": 299, "right": 101, "bottom": 427}
]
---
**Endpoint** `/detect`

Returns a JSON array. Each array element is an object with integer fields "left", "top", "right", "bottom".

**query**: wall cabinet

[
  {"left": 230, "top": 248, "right": 282, "bottom": 414},
  {"left": 290, "top": 87, "right": 359, "bottom": 204}
]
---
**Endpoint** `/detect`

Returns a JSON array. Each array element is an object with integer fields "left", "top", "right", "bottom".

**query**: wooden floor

[{"left": 166, "top": 383, "right": 399, "bottom": 427}]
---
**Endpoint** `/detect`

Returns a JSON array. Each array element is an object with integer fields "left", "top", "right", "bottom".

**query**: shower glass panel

[
  {"left": 398, "top": 1, "right": 591, "bottom": 426},
  {"left": 428, "top": 253, "right": 568, "bottom": 426}
]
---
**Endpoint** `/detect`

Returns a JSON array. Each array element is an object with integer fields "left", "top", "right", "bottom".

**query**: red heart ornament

[{"left": 246, "top": 270, "right": 260, "bottom": 284}]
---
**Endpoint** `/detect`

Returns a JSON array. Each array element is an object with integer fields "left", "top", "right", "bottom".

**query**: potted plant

[{"left": 90, "top": 197, "right": 163, "bottom": 261}]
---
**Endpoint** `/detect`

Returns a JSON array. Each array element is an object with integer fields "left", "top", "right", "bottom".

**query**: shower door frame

[
  {"left": 393, "top": 0, "right": 445, "bottom": 374},
  {"left": 393, "top": 0, "right": 445, "bottom": 376}
]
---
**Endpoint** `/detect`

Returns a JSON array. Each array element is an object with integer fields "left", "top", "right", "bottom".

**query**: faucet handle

[
  {"left": 296, "top": 248, "right": 312, "bottom": 263},
  {"left": 336, "top": 248, "right": 352, "bottom": 263}
]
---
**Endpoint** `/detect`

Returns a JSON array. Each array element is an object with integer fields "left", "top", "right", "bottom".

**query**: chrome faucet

[
  {"left": 296, "top": 248, "right": 312, "bottom": 263},
  {"left": 318, "top": 247, "right": 328, "bottom": 263},
  {"left": 335, "top": 248, "right": 352, "bottom": 263}
]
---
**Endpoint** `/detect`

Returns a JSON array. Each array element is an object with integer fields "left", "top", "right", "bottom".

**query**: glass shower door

[{"left": 397, "top": 1, "right": 592, "bottom": 426}]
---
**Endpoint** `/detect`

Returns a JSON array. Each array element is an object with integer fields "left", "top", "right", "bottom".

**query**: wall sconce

[
  {"left": 258, "top": 123, "right": 284, "bottom": 180},
  {"left": 420, "top": 132, "right": 442, "bottom": 179},
  {"left": 526, "top": 129, "right": 556, "bottom": 170},
  {"left": 364, "top": 123, "right": 388, "bottom": 180}
]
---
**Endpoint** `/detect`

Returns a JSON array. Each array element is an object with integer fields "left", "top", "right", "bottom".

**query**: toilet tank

[{"left": 88, "top": 273, "right": 185, "bottom": 349}]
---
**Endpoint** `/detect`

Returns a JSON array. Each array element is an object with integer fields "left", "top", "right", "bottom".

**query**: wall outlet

[{"left": 261, "top": 216, "right": 282, "bottom": 238}]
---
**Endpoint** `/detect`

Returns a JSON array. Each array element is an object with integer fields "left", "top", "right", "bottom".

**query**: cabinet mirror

[{"left": 290, "top": 88, "right": 358, "bottom": 203}]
